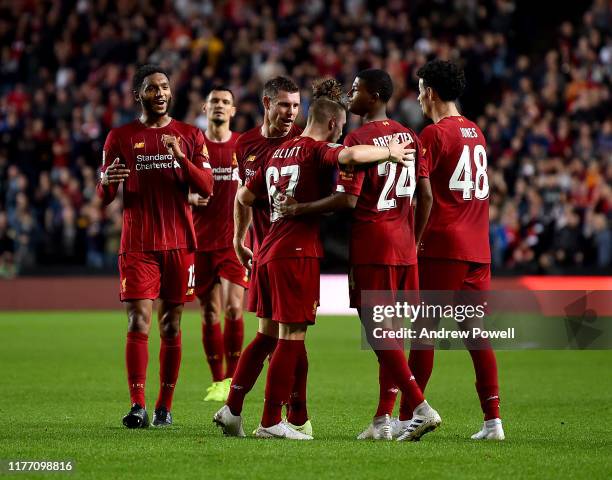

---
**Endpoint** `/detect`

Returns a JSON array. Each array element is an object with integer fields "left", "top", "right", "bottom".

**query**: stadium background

[
  {"left": 1, "top": 2, "right": 611, "bottom": 479},
  {"left": 0, "top": 0, "right": 610, "bottom": 283}
]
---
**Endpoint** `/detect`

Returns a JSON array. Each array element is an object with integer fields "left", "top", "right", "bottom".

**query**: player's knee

[
  {"left": 159, "top": 303, "right": 183, "bottom": 337},
  {"left": 224, "top": 304, "right": 242, "bottom": 321},
  {"left": 203, "top": 307, "right": 220, "bottom": 325},
  {"left": 127, "top": 309, "right": 151, "bottom": 333}
]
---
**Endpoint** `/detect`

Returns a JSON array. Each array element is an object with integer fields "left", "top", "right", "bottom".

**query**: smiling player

[{"left": 97, "top": 64, "right": 213, "bottom": 428}]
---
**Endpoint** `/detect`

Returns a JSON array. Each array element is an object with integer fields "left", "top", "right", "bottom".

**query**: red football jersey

[
  {"left": 246, "top": 136, "right": 344, "bottom": 265},
  {"left": 193, "top": 131, "right": 241, "bottom": 251},
  {"left": 101, "top": 119, "right": 210, "bottom": 253},
  {"left": 419, "top": 115, "right": 491, "bottom": 263},
  {"left": 336, "top": 119, "right": 423, "bottom": 266},
  {"left": 235, "top": 124, "right": 302, "bottom": 254}
]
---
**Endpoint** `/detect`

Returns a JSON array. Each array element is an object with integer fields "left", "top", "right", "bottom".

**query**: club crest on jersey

[
  {"left": 246, "top": 155, "right": 256, "bottom": 162},
  {"left": 202, "top": 144, "right": 209, "bottom": 157},
  {"left": 121, "top": 277, "right": 127, "bottom": 292},
  {"left": 232, "top": 153, "right": 238, "bottom": 166},
  {"left": 133, "top": 142, "right": 145, "bottom": 149}
]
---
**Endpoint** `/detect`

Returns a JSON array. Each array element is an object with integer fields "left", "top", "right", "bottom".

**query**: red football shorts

[
  {"left": 348, "top": 264, "right": 419, "bottom": 309},
  {"left": 118, "top": 249, "right": 195, "bottom": 303},
  {"left": 194, "top": 247, "right": 249, "bottom": 298},
  {"left": 418, "top": 257, "right": 490, "bottom": 291},
  {"left": 255, "top": 258, "right": 320, "bottom": 324},
  {"left": 246, "top": 259, "right": 259, "bottom": 314}
]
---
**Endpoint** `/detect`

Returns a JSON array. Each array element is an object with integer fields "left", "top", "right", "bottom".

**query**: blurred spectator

[{"left": 0, "top": 0, "right": 609, "bottom": 274}]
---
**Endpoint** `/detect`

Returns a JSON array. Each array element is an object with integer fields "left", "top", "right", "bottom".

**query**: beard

[
  {"left": 211, "top": 117, "right": 227, "bottom": 127},
  {"left": 143, "top": 96, "right": 172, "bottom": 117}
]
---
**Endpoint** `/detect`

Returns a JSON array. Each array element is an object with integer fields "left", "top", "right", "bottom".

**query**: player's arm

[
  {"left": 415, "top": 126, "right": 438, "bottom": 247},
  {"left": 162, "top": 133, "right": 214, "bottom": 197},
  {"left": 276, "top": 191, "right": 357, "bottom": 217},
  {"left": 233, "top": 193, "right": 253, "bottom": 269},
  {"left": 415, "top": 178, "right": 432, "bottom": 247},
  {"left": 338, "top": 134, "right": 415, "bottom": 167},
  {"left": 97, "top": 132, "right": 130, "bottom": 206}
]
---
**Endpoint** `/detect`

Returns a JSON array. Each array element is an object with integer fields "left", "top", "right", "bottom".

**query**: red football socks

[
  {"left": 375, "top": 348, "right": 424, "bottom": 413},
  {"left": 261, "top": 339, "right": 302, "bottom": 428},
  {"left": 400, "top": 348, "right": 435, "bottom": 420},
  {"left": 469, "top": 348, "right": 501, "bottom": 420},
  {"left": 223, "top": 317, "right": 244, "bottom": 379},
  {"left": 226, "top": 332, "right": 278, "bottom": 416},
  {"left": 155, "top": 332, "right": 182, "bottom": 411},
  {"left": 375, "top": 363, "right": 398, "bottom": 417},
  {"left": 408, "top": 348, "right": 435, "bottom": 392},
  {"left": 287, "top": 342, "right": 309, "bottom": 426},
  {"left": 126, "top": 331, "right": 148, "bottom": 407},
  {"left": 202, "top": 322, "right": 224, "bottom": 382}
]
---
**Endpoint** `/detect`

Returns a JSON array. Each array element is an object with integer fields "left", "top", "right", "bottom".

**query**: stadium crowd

[{"left": 0, "top": 0, "right": 610, "bottom": 276}]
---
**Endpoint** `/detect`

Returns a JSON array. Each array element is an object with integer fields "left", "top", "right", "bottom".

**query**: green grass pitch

[{"left": 1, "top": 311, "right": 610, "bottom": 479}]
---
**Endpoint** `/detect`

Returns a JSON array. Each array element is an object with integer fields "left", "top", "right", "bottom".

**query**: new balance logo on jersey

[
  {"left": 134, "top": 142, "right": 145, "bottom": 149},
  {"left": 246, "top": 155, "right": 256, "bottom": 162}
]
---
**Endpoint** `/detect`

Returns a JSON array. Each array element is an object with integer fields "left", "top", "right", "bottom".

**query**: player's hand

[
  {"left": 101, "top": 158, "right": 130, "bottom": 186},
  {"left": 274, "top": 193, "right": 298, "bottom": 217},
  {"left": 188, "top": 193, "right": 210, "bottom": 207},
  {"left": 233, "top": 240, "right": 253, "bottom": 270},
  {"left": 161, "top": 134, "right": 185, "bottom": 160},
  {"left": 388, "top": 134, "right": 416, "bottom": 167}
]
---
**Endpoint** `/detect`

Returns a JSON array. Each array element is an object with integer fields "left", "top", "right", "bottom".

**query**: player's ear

[
  {"left": 262, "top": 95, "right": 271, "bottom": 110},
  {"left": 202, "top": 102, "right": 207, "bottom": 114},
  {"left": 133, "top": 89, "right": 140, "bottom": 103},
  {"left": 230, "top": 105, "right": 237, "bottom": 118}
]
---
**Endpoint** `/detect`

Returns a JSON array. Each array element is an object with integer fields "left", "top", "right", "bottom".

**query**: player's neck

[
  {"left": 301, "top": 125, "right": 328, "bottom": 142},
  {"left": 362, "top": 105, "right": 387, "bottom": 123},
  {"left": 205, "top": 122, "right": 232, "bottom": 143},
  {"left": 431, "top": 102, "right": 461, "bottom": 124},
  {"left": 139, "top": 112, "right": 172, "bottom": 128}
]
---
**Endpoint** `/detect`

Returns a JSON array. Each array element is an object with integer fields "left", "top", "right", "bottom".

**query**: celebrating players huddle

[{"left": 98, "top": 60, "right": 504, "bottom": 442}]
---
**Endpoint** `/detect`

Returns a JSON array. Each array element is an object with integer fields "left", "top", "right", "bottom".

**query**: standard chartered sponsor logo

[
  {"left": 212, "top": 166, "right": 237, "bottom": 181},
  {"left": 135, "top": 153, "right": 181, "bottom": 171}
]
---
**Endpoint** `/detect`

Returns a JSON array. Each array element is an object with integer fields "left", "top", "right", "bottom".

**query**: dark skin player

[
  {"left": 277, "top": 76, "right": 432, "bottom": 247},
  {"left": 101, "top": 72, "right": 186, "bottom": 354}
]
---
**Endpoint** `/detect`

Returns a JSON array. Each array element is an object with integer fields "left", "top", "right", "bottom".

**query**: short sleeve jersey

[
  {"left": 336, "top": 119, "right": 424, "bottom": 266},
  {"left": 234, "top": 124, "right": 302, "bottom": 255},
  {"left": 418, "top": 116, "right": 491, "bottom": 263},
  {"left": 246, "top": 136, "right": 344, "bottom": 265}
]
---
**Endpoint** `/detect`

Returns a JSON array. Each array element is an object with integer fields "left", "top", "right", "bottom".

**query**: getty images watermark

[{"left": 360, "top": 290, "right": 612, "bottom": 350}]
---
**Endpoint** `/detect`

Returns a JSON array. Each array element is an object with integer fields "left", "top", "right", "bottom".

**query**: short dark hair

[
  {"left": 416, "top": 60, "right": 466, "bottom": 101},
  {"left": 133, "top": 64, "right": 169, "bottom": 92},
  {"left": 262, "top": 76, "right": 299, "bottom": 100},
  {"left": 356, "top": 69, "right": 394, "bottom": 103},
  {"left": 207, "top": 85, "right": 235, "bottom": 100}
]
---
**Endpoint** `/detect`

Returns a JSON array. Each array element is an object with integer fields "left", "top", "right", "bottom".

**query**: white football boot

[
  {"left": 254, "top": 421, "right": 313, "bottom": 440},
  {"left": 396, "top": 401, "right": 441, "bottom": 441},
  {"left": 212, "top": 405, "right": 246, "bottom": 437},
  {"left": 356, "top": 414, "right": 393, "bottom": 440},
  {"left": 471, "top": 418, "right": 505, "bottom": 440},
  {"left": 390, "top": 417, "right": 410, "bottom": 439}
]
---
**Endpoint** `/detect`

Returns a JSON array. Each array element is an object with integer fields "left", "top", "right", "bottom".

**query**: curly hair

[
  {"left": 132, "top": 64, "right": 169, "bottom": 92},
  {"left": 416, "top": 60, "right": 466, "bottom": 102},
  {"left": 312, "top": 78, "right": 346, "bottom": 105}
]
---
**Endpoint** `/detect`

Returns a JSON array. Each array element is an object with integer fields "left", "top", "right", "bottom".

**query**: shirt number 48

[{"left": 449, "top": 144, "right": 489, "bottom": 200}]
